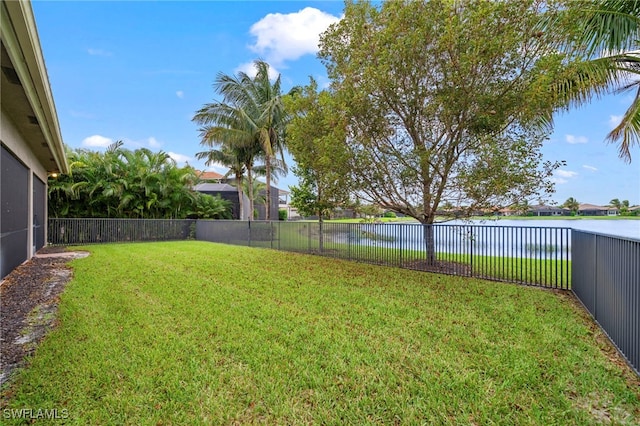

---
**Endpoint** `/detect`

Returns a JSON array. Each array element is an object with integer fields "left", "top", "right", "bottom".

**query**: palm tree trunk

[
  {"left": 265, "top": 156, "right": 271, "bottom": 221},
  {"left": 235, "top": 171, "right": 244, "bottom": 220},
  {"left": 247, "top": 166, "right": 254, "bottom": 221}
]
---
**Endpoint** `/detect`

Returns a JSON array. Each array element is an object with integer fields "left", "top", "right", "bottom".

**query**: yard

[{"left": 1, "top": 241, "right": 638, "bottom": 424}]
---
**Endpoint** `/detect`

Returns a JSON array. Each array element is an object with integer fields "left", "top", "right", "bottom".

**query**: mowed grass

[{"left": 2, "top": 241, "right": 638, "bottom": 424}]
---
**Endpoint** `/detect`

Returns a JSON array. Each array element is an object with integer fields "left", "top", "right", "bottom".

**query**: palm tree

[
  {"left": 562, "top": 197, "right": 580, "bottom": 215},
  {"left": 195, "top": 143, "right": 257, "bottom": 220},
  {"left": 609, "top": 198, "right": 622, "bottom": 209},
  {"left": 213, "top": 60, "right": 293, "bottom": 220},
  {"left": 550, "top": 0, "right": 640, "bottom": 162},
  {"left": 48, "top": 144, "right": 208, "bottom": 219},
  {"left": 243, "top": 179, "right": 267, "bottom": 219},
  {"left": 622, "top": 199, "right": 631, "bottom": 213}
]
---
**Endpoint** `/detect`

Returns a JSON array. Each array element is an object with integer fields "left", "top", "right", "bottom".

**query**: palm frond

[{"left": 607, "top": 84, "right": 640, "bottom": 162}]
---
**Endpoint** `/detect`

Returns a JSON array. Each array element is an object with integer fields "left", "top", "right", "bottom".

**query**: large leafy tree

[
  {"left": 48, "top": 143, "right": 230, "bottom": 219},
  {"left": 194, "top": 60, "right": 292, "bottom": 220},
  {"left": 549, "top": 0, "right": 640, "bottom": 162},
  {"left": 286, "top": 79, "right": 352, "bottom": 224},
  {"left": 318, "top": 0, "right": 566, "bottom": 228}
]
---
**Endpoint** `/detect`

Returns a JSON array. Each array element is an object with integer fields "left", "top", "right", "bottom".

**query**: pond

[
  {"left": 451, "top": 218, "right": 640, "bottom": 239},
  {"left": 339, "top": 218, "right": 639, "bottom": 260}
]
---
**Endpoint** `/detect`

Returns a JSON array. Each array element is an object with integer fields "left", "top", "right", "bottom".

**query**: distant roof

[
  {"left": 579, "top": 203, "right": 614, "bottom": 211},
  {"left": 194, "top": 182, "right": 236, "bottom": 192},
  {"left": 530, "top": 205, "right": 566, "bottom": 212},
  {"left": 195, "top": 170, "right": 225, "bottom": 180}
]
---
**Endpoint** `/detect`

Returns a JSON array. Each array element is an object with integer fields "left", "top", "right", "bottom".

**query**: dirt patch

[
  {"left": 403, "top": 259, "right": 472, "bottom": 276},
  {"left": 0, "top": 246, "right": 87, "bottom": 388}
]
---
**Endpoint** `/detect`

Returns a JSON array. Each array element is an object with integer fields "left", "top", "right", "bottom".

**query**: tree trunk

[
  {"left": 247, "top": 166, "right": 254, "bottom": 221},
  {"left": 423, "top": 223, "right": 436, "bottom": 265},
  {"left": 265, "top": 156, "right": 271, "bottom": 221},
  {"left": 236, "top": 171, "right": 244, "bottom": 220},
  {"left": 420, "top": 211, "right": 437, "bottom": 266}
]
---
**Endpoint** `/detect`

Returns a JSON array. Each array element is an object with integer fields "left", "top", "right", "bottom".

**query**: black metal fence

[
  {"left": 50, "top": 218, "right": 572, "bottom": 288},
  {"left": 572, "top": 230, "right": 640, "bottom": 375},
  {"left": 195, "top": 220, "right": 571, "bottom": 288},
  {"left": 48, "top": 218, "right": 195, "bottom": 245}
]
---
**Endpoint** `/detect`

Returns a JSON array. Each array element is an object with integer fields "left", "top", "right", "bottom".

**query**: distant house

[
  {"left": 528, "top": 205, "right": 569, "bottom": 217},
  {"left": 1, "top": 0, "right": 69, "bottom": 279},
  {"left": 497, "top": 207, "right": 517, "bottom": 216},
  {"left": 195, "top": 182, "right": 250, "bottom": 220},
  {"left": 578, "top": 203, "right": 618, "bottom": 216},
  {"left": 194, "top": 181, "right": 279, "bottom": 221},
  {"left": 278, "top": 189, "right": 300, "bottom": 219},
  {"left": 195, "top": 170, "right": 225, "bottom": 183}
]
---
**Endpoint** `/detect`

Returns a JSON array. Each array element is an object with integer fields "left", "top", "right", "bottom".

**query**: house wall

[
  {"left": 1, "top": 108, "right": 48, "bottom": 279},
  {"left": 580, "top": 210, "right": 606, "bottom": 216}
]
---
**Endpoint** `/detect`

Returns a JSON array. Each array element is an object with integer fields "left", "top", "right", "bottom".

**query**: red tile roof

[{"left": 195, "top": 170, "right": 225, "bottom": 180}]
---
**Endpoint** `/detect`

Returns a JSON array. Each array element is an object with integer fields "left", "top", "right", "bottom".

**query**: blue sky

[{"left": 32, "top": 1, "right": 639, "bottom": 207}]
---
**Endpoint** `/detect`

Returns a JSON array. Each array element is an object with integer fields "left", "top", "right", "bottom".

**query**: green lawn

[{"left": 2, "top": 241, "right": 638, "bottom": 424}]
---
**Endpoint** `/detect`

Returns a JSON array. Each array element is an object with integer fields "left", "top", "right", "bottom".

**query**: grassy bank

[
  {"left": 273, "top": 223, "right": 571, "bottom": 287},
  {"left": 2, "top": 241, "right": 637, "bottom": 424}
]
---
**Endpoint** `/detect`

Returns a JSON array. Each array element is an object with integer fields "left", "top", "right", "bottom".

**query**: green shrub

[
  {"left": 383, "top": 211, "right": 397, "bottom": 218},
  {"left": 278, "top": 209, "right": 288, "bottom": 221}
]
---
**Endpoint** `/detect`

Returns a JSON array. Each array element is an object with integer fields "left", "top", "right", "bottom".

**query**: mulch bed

[{"left": 0, "top": 246, "right": 76, "bottom": 388}]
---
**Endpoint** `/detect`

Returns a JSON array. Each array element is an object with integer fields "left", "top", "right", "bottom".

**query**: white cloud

[
  {"left": 609, "top": 114, "right": 623, "bottom": 129},
  {"left": 176, "top": 90, "right": 184, "bottom": 99},
  {"left": 565, "top": 134, "right": 588, "bottom": 144},
  {"left": 168, "top": 151, "right": 191, "bottom": 164},
  {"left": 87, "top": 48, "right": 112, "bottom": 57},
  {"left": 551, "top": 177, "right": 568, "bottom": 184},
  {"left": 551, "top": 169, "right": 578, "bottom": 184},
  {"left": 583, "top": 165, "right": 598, "bottom": 172},
  {"left": 235, "top": 61, "right": 281, "bottom": 80},
  {"left": 556, "top": 169, "right": 578, "bottom": 178},
  {"left": 248, "top": 7, "right": 341, "bottom": 66},
  {"left": 82, "top": 134, "right": 113, "bottom": 147},
  {"left": 147, "top": 137, "right": 162, "bottom": 148}
]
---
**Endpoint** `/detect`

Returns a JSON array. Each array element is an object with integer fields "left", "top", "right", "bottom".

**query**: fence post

[
  {"left": 399, "top": 224, "right": 403, "bottom": 268},
  {"left": 348, "top": 223, "right": 352, "bottom": 261},
  {"left": 469, "top": 226, "right": 474, "bottom": 278},
  {"left": 593, "top": 233, "right": 598, "bottom": 319}
]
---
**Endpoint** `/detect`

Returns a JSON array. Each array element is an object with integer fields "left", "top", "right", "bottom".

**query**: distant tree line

[{"left": 48, "top": 142, "right": 231, "bottom": 219}]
